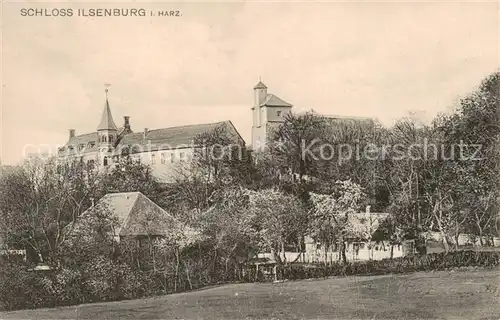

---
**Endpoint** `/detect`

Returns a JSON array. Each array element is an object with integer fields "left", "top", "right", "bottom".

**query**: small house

[{"left": 78, "top": 191, "right": 178, "bottom": 243}]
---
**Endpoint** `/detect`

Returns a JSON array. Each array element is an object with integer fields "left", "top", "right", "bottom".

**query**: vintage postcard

[{"left": 0, "top": 1, "right": 499, "bottom": 319}]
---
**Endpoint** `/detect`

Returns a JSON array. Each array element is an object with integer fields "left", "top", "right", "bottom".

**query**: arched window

[
  {"left": 109, "top": 135, "right": 114, "bottom": 143},
  {"left": 103, "top": 156, "right": 108, "bottom": 166},
  {"left": 103, "top": 136, "right": 107, "bottom": 143}
]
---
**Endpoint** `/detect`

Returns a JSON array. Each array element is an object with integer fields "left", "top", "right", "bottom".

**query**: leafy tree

[
  {"left": 319, "top": 118, "right": 389, "bottom": 210},
  {"left": 155, "top": 222, "right": 204, "bottom": 291},
  {"left": 269, "top": 111, "right": 328, "bottom": 181},
  {"left": 436, "top": 72, "right": 500, "bottom": 243},
  {"left": 58, "top": 201, "right": 118, "bottom": 268},
  {"left": 245, "top": 188, "right": 306, "bottom": 265},
  {"left": 385, "top": 118, "right": 433, "bottom": 243},
  {"left": 99, "top": 156, "right": 166, "bottom": 207},
  {"left": 309, "top": 180, "right": 366, "bottom": 264},
  {"left": 166, "top": 124, "right": 254, "bottom": 218},
  {"left": 198, "top": 187, "right": 259, "bottom": 279}
]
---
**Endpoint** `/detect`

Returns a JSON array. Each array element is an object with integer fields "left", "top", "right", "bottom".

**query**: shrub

[
  {"left": 277, "top": 250, "right": 500, "bottom": 281},
  {"left": 0, "top": 262, "right": 49, "bottom": 310},
  {"left": 1, "top": 250, "right": 498, "bottom": 311}
]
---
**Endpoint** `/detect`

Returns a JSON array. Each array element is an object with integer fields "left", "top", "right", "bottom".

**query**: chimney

[
  {"left": 124, "top": 116, "right": 130, "bottom": 130},
  {"left": 144, "top": 128, "right": 149, "bottom": 138},
  {"left": 69, "top": 129, "right": 75, "bottom": 139}
]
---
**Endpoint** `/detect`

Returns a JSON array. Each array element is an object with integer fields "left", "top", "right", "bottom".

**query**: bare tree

[{"left": 0, "top": 156, "right": 100, "bottom": 264}]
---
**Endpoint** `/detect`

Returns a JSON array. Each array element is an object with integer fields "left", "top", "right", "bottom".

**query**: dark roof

[
  {"left": 294, "top": 110, "right": 374, "bottom": 123},
  {"left": 97, "top": 99, "right": 118, "bottom": 131},
  {"left": 59, "top": 132, "right": 99, "bottom": 155},
  {"left": 59, "top": 120, "right": 244, "bottom": 155},
  {"left": 118, "top": 120, "right": 244, "bottom": 152},
  {"left": 259, "top": 94, "right": 292, "bottom": 107},
  {"left": 82, "top": 192, "right": 178, "bottom": 237},
  {"left": 65, "top": 132, "right": 98, "bottom": 146},
  {"left": 253, "top": 81, "right": 267, "bottom": 90},
  {"left": 322, "top": 114, "right": 374, "bottom": 122}
]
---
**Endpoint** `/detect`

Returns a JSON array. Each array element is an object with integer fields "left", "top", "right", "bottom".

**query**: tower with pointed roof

[
  {"left": 251, "top": 80, "right": 292, "bottom": 151},
  {"left": 97, "top": 88, "right": 118, "bottom": 165}
]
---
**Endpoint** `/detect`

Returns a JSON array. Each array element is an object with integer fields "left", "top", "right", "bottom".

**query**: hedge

[
  {"left": 0, "top": 250, "right": 499, "bottom": 311},
  {"left": 276, "top": 250, "right": 500, "bottom": 281}
]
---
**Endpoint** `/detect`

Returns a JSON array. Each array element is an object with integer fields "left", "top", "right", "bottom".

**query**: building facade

[
  {"left": 57, "top": 89, "right": 245, "bottom": 182},
  {"left": 57, "top": 81, "right": 373, "bottom": 182}
]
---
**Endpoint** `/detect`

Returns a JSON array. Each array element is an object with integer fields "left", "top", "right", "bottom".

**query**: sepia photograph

[{"left": 0, "top": 1, "right": 499, "bottom": 319}]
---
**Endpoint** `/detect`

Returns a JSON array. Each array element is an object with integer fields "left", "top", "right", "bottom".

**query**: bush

[
  {"left": 0, "top": 258, "right": 147, "bottom": 311},
  {"left": 0, "top": 262, "right": 49, "bottom": 310},
  {"left": 277, "top": 250, "right": 500, "bottom": 281},
  {"left": 1, "top": 250, "right": 498, "bottom": 311}
]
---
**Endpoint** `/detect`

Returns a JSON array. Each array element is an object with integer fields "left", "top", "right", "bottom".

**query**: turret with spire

[{"left": 97, "top": 85, "right": 118, "bottom": 155}]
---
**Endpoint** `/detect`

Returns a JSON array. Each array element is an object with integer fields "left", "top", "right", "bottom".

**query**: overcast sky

[{"left": 1, "top": 1, "right": 499, "bottom": 165}]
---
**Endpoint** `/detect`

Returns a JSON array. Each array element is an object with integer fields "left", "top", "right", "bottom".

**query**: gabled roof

[
  {"left": 322, "top": 114, "right": 374, "bottom": 122},
  {"left": 97, "top": 99, "right": 118, "bottom": 131},
  {"left": 294, "top": 110, "right": 374, "bottom": 123},
  {"left": 259, "top": 94, "right": 292, "bottom": 107},
  {"left": 58, "top": 132, "right": 99, "bottom": 156},
  {"left": 60, "top": 120, "right": 245, "bottom": 155},
  {"left": 118, "top": 120, "right": 244, "bottom": 151},
  {"left": 82, "top": 191, "right": 177, "bottom": 237}
]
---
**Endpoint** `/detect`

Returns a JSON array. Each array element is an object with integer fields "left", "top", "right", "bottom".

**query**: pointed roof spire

[
  {"left": 97, "top": 85, "right": 118, "bottom": 131},
  {"left": 254, "top": 78, "right": 267, "bottom": 90}
]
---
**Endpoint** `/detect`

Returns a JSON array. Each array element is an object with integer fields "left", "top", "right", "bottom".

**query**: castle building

[
  {"left": 57, "top": 87, "right": 245, "bottom": 182},
  {"left": 58, "top": 81, "right": 366, "bottom": 182}
]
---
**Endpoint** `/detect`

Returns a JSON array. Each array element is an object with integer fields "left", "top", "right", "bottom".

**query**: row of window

[
  {"left": 315, "top": 242, "right": 402, "bottom": 252},
  {"left": 100, "top": 135, "right": 114, "bottom": 143},
  {"left": 151, "top": 152, "right": 187, "bottom": 165},
  {"left": 60, "top": 135, "right": 114, "bottom": 153},
  {"left": 80, "top": 152, "right": 188, "bottom": 167}
]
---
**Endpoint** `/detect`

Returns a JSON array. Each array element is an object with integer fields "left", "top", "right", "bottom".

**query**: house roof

[
  {"left": 259, "top": 94, "right": 292, "bottom": 107},
  {"left": 59, "top": 120, "right": 244, "bottom": 155},
  {"left": 294, "top": 110, "right": 374, "bottom": 123},
  {"left": 82, "top": 191, "right": 177, "bottom": 237},
  {"left": 322, "top": 115, "right": 374, "bottom": 124},
  {"left": 97, "top": 99, "right": 118, "bottom": 131},
  {"left": 253, "top": 81, "right": 267, "bottom": 90},
  {"left": 61, "top": 132, "right": 99, "bottom": 155},
  {"left": 117, "top": 120, "right": 243, "bottom": 152}
]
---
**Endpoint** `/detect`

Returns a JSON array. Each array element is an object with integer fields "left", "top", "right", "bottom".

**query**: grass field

[{"left": 1, "top": 269, "right": 499, "bottom": 320}]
